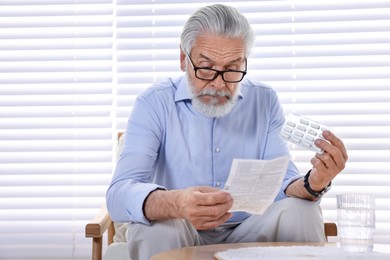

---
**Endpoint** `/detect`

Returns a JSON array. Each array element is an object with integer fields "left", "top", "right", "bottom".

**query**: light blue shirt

[{"left": 106, "top": 75, "right": 301, "bottom": 224}]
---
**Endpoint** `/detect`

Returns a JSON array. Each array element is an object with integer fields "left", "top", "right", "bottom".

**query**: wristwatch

[{"left": 303, "top": 170, "right": 331, "bottom": 198}]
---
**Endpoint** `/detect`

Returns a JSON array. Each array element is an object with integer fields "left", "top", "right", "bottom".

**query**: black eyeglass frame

[{"left": 186, "top": 53, "right": 247, "bottom": 83}]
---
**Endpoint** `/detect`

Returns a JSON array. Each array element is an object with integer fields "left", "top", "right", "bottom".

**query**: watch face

[
  {"left": 323, "top": 182, "right": 332, "bottom": 193},
  {"left": 316, "top": 182, "right": 332, "bottom": 197}
]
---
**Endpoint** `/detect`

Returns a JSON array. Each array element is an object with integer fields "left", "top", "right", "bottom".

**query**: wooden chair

[
  {"left": 85, "top": 132, "right": 124, "bottom": 260},
  {"left": 85, "top": 132, "right": 338, "bottom": 260},
  {"left": 85, "top": 206, "right": 337, "bottom": 260},
  {"left": 85, "top": 205, "right": 115, "bottom": 260}
]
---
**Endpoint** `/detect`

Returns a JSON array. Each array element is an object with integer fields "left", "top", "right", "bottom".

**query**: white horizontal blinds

[
  {"left": 0, "top": 1, "right": 113, "bottom": 259},
  {"left": 243, "top": 0, "right": 390, "bottom": 245},
  {"left": 115, "top": 0, "right": 390, "bottom": 246},
  {"left": 116, "top": 1, "right": 194, "bottom": 130}
]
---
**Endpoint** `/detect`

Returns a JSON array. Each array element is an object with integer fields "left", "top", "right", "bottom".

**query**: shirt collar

[{"left": 174, "top": 75, "right": 192, "bottom": 102}]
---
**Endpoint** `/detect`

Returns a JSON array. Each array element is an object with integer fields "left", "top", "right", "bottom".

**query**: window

[
  {"left": 0, "top": 0, "right": 389, "bottom": 258},
  {"left": 0, "top": 1, "right": 113, "bottom": 258}
]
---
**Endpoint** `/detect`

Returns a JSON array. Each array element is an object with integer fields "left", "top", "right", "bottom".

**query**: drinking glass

[{"left": 336, "top": 193, "right": 375, "bottom": 253}]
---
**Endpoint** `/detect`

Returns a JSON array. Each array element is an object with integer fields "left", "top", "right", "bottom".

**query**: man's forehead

[
  {"left": 191, "top": 41, "right": 245, "bottom": 62},
  {"left": 193, "top": 34, "right": 245, "bottom": 52}
]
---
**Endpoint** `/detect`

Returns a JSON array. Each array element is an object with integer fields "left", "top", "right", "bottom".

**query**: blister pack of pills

[{"left": 280, "top": 113, "right": 329, "bottom": 153}]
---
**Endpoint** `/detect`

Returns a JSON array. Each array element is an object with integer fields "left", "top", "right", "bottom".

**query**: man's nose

[{"left": 211, "top": 72, "right": 226, "bottom": 89}]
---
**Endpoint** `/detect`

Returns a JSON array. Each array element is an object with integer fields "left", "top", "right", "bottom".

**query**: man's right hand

[
  {"left": 143, "top": 186, "right": 233, "bottom": 230},
  {"left": 177, "top": 186, "right": 233, "bottom": 230}
]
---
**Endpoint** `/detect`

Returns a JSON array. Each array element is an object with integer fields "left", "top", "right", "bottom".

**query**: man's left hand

[{"left": 308, "top": 130, "right": 348, "bottom": 191}]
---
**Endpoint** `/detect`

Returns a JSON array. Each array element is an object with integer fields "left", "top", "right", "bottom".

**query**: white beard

[{"left": 188, "top": 77, "right": 241, "bottom": 118}]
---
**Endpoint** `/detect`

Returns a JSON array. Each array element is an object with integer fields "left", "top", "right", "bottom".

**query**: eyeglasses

[{"left": 186, "top": 53, "right": 247, "bottom": 83}]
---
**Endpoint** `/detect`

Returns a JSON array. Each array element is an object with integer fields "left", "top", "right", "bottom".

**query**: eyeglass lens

[{"left": 196, "top": 69, "right": 244, "bottom": 82}]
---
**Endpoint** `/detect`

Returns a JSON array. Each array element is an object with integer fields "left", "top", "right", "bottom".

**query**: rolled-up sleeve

[{"left": 106, "top": 92, "right": 165, "bottom": 224}]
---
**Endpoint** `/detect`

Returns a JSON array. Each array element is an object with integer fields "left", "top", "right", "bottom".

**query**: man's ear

[{"left": 179, "top": 46, "right": 186, "bottom": 72}]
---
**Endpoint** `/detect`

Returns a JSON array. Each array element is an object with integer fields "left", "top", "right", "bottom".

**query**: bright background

[{"left": 0, "top": 0, "right": 389, "bottom": 259}]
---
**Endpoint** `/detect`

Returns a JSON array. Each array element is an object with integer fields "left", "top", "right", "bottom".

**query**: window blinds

[
  {"left": 0, "top": 1, "right": 113, "bottom": 258},
  {"left": 0, "top": 0, "right": 389, "bottom": 259},
  {"left": 116, "top": 0, "right": 390, "bottom": 247}
]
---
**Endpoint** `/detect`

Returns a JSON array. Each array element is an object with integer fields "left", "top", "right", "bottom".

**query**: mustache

[{"left": 197, "top": 88, "right": 232, "bottom": 99}]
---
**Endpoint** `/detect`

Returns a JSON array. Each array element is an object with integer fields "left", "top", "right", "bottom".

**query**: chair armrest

[
  {"left": 86, "top": 205, "right": 112, "bottom": 238},
  {"left": 85, "top": 205, "right": 114, "bottom": 260},
  {"left": 324, "top": 221, "right": 337, "bottom": 238}
]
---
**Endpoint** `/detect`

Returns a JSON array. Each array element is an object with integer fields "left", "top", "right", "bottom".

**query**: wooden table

[
  {"left": 151, "top": 242, "right": 390, "bottom": 260},
  {"left": 151, "top": 242, "right": 334, "bottom": 260}
]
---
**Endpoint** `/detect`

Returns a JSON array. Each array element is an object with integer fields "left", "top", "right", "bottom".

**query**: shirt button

[
  {"left": 215, "top": 147, "right": 220, "bottom": 153},
  {"left": 216, "top": 182, "right": 221, "bottom": 187}
]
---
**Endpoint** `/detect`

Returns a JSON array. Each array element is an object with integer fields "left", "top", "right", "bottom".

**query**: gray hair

[{"left": 180, "top": 4, "right": 255, "bottom": 57}]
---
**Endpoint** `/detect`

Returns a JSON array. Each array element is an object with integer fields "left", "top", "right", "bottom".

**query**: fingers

[
  {"left": 193, "top": 190, "right": 233, "bottom": 218},
  {"left": 309, "top": 130, "right": 348, "bottom": 189},
  {"left": 181, "top": 187, "right": 233, "bottom": 230},
  {"left": 314, "top": 130, "right": 348, "bottom": 170},
  {"left": 193, "top": 212, "right": 233, "bottom": 230},
  {"left": 195, "top": 189, "right": 233, "bottom": 206},
  {"left": 320, "top": 130, "right": 348, "bottom": 161},
  {"left": 311, "top": 153, "right": 335, "bottom": 171}
]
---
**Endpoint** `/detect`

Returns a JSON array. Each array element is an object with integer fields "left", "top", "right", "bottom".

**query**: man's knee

[
  {"left": 278, "top": 198, "right": 322, "bottom": 214},
  {"left": 126, "top": 219, "right": 200, "bottom": 260},
  {"left": 104, "top": 242, "right": 130, "bottom": 260},
  {"left": 273, "top": 197, "right": 325, "bottom": 241},
  {"left": 278, "top": 197, "right": 323, "bottom": 219}
]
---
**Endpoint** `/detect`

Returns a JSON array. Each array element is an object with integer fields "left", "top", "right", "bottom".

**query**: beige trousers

[{"left": 108, "top": 197, "right": 325, "bottom": 260}]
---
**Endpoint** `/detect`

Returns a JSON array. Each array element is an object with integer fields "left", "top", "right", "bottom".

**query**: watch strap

[{"left": 303, "top": 170, "right": 331, "bottom": 198}]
